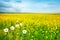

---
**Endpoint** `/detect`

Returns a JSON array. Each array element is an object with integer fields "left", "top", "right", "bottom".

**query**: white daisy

[
  {"left": 3, "top": 28, "right": 9, "bottom": 33},
  {"left": 20, "top": 23, "right": 23, "bottom": 26},
  {"left": 10, "top": 26, "right": 15, "bottom": 30},
  {"left": 22, "top": 30, "right": 27, "bottom": 34},
  {"left": 15, "top": 24, "right": 19, "bottom": 28}
]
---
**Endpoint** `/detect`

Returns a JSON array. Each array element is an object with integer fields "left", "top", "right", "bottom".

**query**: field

[{"left": 0, "top": 13, "right": 60, "bottom": 40}]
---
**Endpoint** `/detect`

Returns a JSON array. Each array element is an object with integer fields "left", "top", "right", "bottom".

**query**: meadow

[{"left": 0, "top": 13, "right": 60, "bottom": 40}]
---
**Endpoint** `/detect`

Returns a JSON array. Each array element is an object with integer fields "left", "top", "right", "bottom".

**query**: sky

[{"left": 0, "top": 0, "right": 60, "bottom": 12}]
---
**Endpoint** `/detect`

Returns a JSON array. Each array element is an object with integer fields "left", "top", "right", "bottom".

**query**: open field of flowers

[{"left": 0, "top": 14, "right": 60, "bottom": 40}]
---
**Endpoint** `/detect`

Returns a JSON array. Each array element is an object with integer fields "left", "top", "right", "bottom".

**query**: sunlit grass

[{"left": 0, "top": 13, "right": 60, "bottom": 40}]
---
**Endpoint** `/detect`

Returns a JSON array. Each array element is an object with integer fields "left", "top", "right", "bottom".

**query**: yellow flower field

[{"left": 0, "top": 13, "right": 60, "bottom": 40}]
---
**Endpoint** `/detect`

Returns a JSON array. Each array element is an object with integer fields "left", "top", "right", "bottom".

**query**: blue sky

[{"left": 0, "top": 0, "right": 60, "bottom": 12}]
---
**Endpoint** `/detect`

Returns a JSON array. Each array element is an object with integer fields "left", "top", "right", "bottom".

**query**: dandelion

[
  {"left": 15, "top": 24, "right": 19, "bottom": 28},
  {"left": 20, "top": 23, "right": 23, "bottom": 26},
  {"left": 22, "top": 30, "right": 27, "bottom": 34},
  {"left": 10, "top": 26, "right": 15, "bottom": 31},
  {"left": 3, "top": 28, "right": 8, "bottom": 33}
]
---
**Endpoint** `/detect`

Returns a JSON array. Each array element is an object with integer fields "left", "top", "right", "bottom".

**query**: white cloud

[
  {"left": 21, "top": 1, "right": 60, "bottom": 12},
  {"left": 0, "top": 1, "right": 21, "bottom": 12},
  {"left": 3, "top": 8, "right": 16, "bottom": 12},
  {"left": 21, "top": 2, "right": 49, "bottom": 12}
]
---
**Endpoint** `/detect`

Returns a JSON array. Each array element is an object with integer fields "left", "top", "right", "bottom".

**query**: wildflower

[
  {"left": 15, "top": 24, "right": 19, "bottom": 28},
  {"left": 22, "top": 30, "right": 27, "bottom": 34},
  {"left": 10, "top": 26, "right": 15, "bottom": 30},
  {"left": 3, "top": 28, "right": 8, "bottom": 33},
  {"left": 20, "top": 23, "right": 23, "bottom": 26}
]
